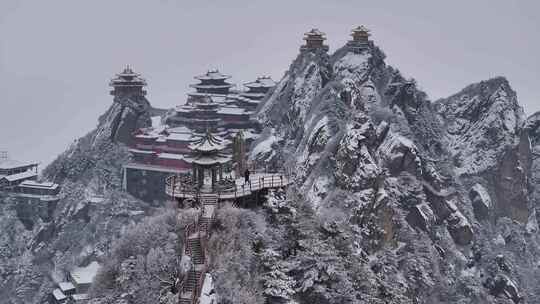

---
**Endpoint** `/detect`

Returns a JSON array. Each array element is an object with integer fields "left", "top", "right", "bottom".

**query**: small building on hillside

[
  {"left": 0, "top": 152, "right": 38, "bottom": 190},
  {"left": 300, "top": 28, "right": 329, "bottom": 52},
  {"left": 58, "top": 282, "right": 76, "bottom": 296},
  {"left": 347, "top": 25, "right": 371, "bottom": 53},
  {"left": 16, "top": 180, "right": 60, "bottom": 200},
  {"left": 15, "top": 181, "right": 61, "bottom": 221},
  {"left": 52, "top": 288, "right": 67, "bottom": 304},
  {"left": 69, "top": 261, "right": 100, "bottom": 294},
  {"left": 51, "top": 262, "right": 98, "bottom": 304}
]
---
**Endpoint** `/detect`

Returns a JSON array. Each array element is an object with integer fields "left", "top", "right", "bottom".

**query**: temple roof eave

[
  {"left": 190, "top": 84, "right": 234, "bottom": 89},
  {"left": 185, "top": 155, "right": 231, "bottom": 166}
]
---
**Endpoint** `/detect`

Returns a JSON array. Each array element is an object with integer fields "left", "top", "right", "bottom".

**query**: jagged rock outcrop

[
  {"left": 435, "top": 77, "right": 524, "bottom": 176},
  {"left": 0, "top": 90, "right": 153, "bottom": 303},
  {"left": 249, "top": 35, "right": 540, "bottom": 303},
  {"left": 96, "top": 91, "right": 152, "bottom": 146},
  {"left": 469, "top": 183, "right": 492, "bottom": 220},
  {"left": 435, "top": 77, "right": 531, "bottom": 224}
]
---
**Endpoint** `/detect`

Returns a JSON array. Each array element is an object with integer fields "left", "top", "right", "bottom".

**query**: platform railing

[{"left": 166, "top": 172, "right": 290, "bottom": 200}]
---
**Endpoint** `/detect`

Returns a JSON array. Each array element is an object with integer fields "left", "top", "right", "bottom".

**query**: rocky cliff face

[
  {"left": 0, "top": 96, "right": 153, "bottom": 303},
  {"left": 248, "top": 41, "right": 540, "bottom": 303}
]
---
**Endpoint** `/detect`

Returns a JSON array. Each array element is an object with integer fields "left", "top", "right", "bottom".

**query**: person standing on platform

[{"left": 244, "top": 168, "right": 251, "bottom": 185}]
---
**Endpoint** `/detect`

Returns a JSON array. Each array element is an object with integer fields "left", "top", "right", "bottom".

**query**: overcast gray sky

[{"left": 1, "top": 0, "right": 539, "bottom": 167}]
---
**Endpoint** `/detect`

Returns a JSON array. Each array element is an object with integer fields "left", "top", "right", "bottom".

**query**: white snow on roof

[
  {"left": 124, "top": 163, "right": 188, "bottom": 174},
  {"left": 217, "top": 107, "right": 246, "bottom": 115},
  {"left": 158, "top": 153, "right": 184, "bottom": 160},
  {"left": 53, "top": 288, "right": 67, "bottom": 301},
  {"left": 187, "top": 92, "right": 229, "bottom": 98},
  {"left": 0, "top": 158, "right": 37, "bottom": 170},
  {"left": 190, "top": 141, "right": 225, "bottom": 152},
  {"left": 244, "top": 76, "right": 276, "bottom": 88},
  {"left": 167, "top": 133, "right": 193, "bottom": 141},
  {"left": 72, "top": 294, "right": 89, "bottom": 301},
  {"left": 305, "top": 28, "right": 326, "bottom": 36},
  {"left": 129, "top": 148, "right": 156, "bottom": 155},
  {"left": 70, "top": 261, "right": 100, "bottom": 286},
  {"left": 168, "top": 126, "right": 192, "bottom": 134},
  {"left": 19, "top": 180, "right": 59, "bottom": 190},
  {"left": 58, "top": 281, "right": 75, "bottom": 292},
  {"left": 187, "top": 155, "right": 231, "bottom": 165},
  {"left": 195, "top": 70, "right": 232, "bottom": 80},
  {"left": 239, "top": 92, "right": 266, "bottom": 99},
  {"left": 190, "top": 84, "right": 233, "bottom": 89},
  {"left": 352, "top": 25, "right": 370, "bottom": 33},
  {"left": 4, "top": 170, "right": 37, "bottom": 182}
]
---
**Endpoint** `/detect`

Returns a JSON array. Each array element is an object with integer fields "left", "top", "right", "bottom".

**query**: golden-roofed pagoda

[
  {"left": 300, "top": 28, "right": 329, "bottom": 52},
  {"left": 109, "top": 65, "right": 147, "bottom": 97},
  {"left": 347, "top": 25, "right": 372, "bottom": 53}
]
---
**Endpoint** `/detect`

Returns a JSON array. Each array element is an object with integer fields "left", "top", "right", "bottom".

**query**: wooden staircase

[{"left": 178, "top": 194, "right": 218, "bottom": 304}]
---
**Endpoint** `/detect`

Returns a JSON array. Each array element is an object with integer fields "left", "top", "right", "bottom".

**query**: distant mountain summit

[
  {"left": 251, "top": 26, "right": 540, "bottom": 303},
  {"left": 0, "top": 67, "right": 152, "bottom": 303},
  {"left": 2, "top": 26, "right": 540, "bottom": 304},
  {"left": 44, "top": 66, "right": 153, "bottom": 184}
]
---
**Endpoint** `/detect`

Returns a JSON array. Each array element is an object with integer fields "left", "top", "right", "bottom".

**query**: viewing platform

[{"left": 166, "top": 171, "right": 291, "bottom": 201}]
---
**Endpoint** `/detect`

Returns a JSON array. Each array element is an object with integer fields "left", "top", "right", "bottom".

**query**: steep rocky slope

[
  {"left": 244, "top": 41, "right": 540, "bottom": 303},
  {"left": 0, "top": 93, "right": 153, "bottom": 303}
]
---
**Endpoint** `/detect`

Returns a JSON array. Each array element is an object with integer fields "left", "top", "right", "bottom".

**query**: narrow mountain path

[{"left": 178, "top": 194, "right": 217, "bottom": 304}]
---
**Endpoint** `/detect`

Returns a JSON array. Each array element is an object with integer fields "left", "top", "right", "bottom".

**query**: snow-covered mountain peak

[{"left": 435, "top": 77, "right": 524, "bottom": 175}]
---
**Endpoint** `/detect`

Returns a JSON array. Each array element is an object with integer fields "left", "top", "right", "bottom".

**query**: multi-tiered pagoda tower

[
  {"left": 241, "top": 76, "right": 276, "bottom": 100},
  {"left": 169, "top": 96, "right": 222, "bottom": 133},
  {"left": 186, "top": 129, "right": 231, "bottom": 189},
  {"left": 109, "top": 65, "right": 148, "bottom": 100},
  {"left": 235, "top": 76, "right": 277, "bottom": 112},
  {"left": 347, "top": 25, "right": 371, "bottom": 53},
  {"left": 300, "top": 29, "right": 329, "bottom": 52},
  {"left": 189, "top": 69, "right": 234, "bottom": 96}
]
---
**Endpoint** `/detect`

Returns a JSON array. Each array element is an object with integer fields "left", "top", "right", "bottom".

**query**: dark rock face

[
  {"left": 494, "top": 132, "right": 531, "bottom": 222},
  {"left": 257, "top": 49, "right": 333, "bottom": 148},
  {"left": 13, "top": 197, "right": 58, "bottom": 230},
  {"left": 469, "top": 183, "right": 492, "bottom": 220},
  {"left": 406, "top": 202, "right": 436, "bottom": 231},
  {"left": 124, "top": 166, "right": 170, "bottom": 203},
  {"left": 100, "top": 94, "right": 152, "bottom": 146}
]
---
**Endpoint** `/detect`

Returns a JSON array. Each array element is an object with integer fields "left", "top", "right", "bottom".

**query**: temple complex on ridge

[
  {"left": 0, "top": 151, "right": 38, "bottom": 190},
  {"left": 121, "top": 26, "right": 372, "bottom": 202},
  {"left": 0, "top": 152, "right": 60, "bottom": 202},
  {"left": 300, "top": 28, "right": 329, "bottom": 52},
  {"left": 123, "top": 68, "right": 276, "bottom": 201},
  {"left": 347, "top": 25, "right": 371, "bottom": 53}
]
